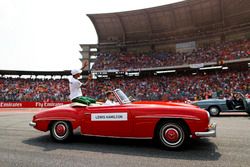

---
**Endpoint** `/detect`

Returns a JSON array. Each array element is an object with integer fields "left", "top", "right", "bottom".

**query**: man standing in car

[{"left": 68, "top": 62, "right": 96, "bottom": 105}]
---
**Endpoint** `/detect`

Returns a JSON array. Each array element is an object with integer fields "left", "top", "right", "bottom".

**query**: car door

[{"left": 81, "top": 105, "right": 132, "bottom": 137}]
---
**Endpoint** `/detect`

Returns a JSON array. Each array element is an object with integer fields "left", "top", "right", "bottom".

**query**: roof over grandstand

[{"left": 87, "top": 0, "right": 250, "bottom": 44}]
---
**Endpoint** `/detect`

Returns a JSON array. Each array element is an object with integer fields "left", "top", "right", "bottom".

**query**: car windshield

[{"left": 115, "top": 89, "right": 131, "bottom": 104}]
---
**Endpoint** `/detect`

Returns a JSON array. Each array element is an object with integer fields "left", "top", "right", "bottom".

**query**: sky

[{"left": 0, "top": 0, "right": 184, "bottom": 71}]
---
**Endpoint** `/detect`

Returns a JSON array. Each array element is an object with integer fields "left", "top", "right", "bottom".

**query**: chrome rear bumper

[
  {"left": 195, "top": 123, "right": 216, "bottom": 137},
  {"left": 29, "top": 121, "right": 36, "bottom": 127}
]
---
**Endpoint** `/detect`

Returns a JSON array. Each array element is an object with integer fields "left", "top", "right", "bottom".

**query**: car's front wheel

[
  {"left": 157, "top": 121, "right": 188, "bottom": 150},
  {"left": 50, "top": 121, "right": 72, "bottom": 142},
  {"left": 208, "top": 106, "right": 220, "bottom": 116}
]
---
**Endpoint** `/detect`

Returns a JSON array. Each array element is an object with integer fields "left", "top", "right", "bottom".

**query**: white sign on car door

[{"left": 91, "top": 112, "right": 128, "bottom": 121}]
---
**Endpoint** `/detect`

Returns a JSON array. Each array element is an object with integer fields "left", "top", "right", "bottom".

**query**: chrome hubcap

[
  {"left": 210, "top": 107, "right": 219, "bottom": 115},
  {"left": 160, "top": 124, "right": 184, "bottom": 147},
  {"left": 55, "top": 123, "right": 66, "bottom": 137},
  {"left": 164, "top": 128, "right": 179, "bottom": 142}
]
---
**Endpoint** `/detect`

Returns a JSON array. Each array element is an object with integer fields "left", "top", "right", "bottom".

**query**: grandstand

[
  {"left": 78, "top": 0, "right": 250, "bottom": 101},
  {"left": 82, "top": 0, "right": 250, "bottom": 73},
  {"left": 0, "top": 0, "right": 250, "bottom": 103},
  {"left": 91, "top": 39, "right": 250, "bottom": 71},
  {"left": 0, "top": 70, "right": 249, "bottom": 102}
]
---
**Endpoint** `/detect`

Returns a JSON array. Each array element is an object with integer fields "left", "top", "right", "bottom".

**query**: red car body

[{"left": 30, "top": 89, "right": 216, "bottom": 149}]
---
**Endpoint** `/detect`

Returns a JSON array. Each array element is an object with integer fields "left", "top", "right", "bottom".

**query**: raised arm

[{"left": 80, "top": 61, "right": 88, "bottom": 71}]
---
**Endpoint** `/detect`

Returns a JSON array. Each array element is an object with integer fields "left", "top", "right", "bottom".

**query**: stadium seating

[
  {"left": 92, "top": 39, "right": 250, "bottom": 70},
  {"left": 86, "top": 70, "right": 249, "bottom": 101},
  {"left": 0, "top": 70, "right": 249, "bottom": 102},
  {"left": 0, "top": 78, "right": 69, "bottom": 102},
  {"left": 1, "top": 39, "right": 249, "bottom": 102}
]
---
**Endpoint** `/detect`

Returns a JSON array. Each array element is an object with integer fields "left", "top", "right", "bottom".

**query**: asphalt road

[{"left": 0, "top": 111, "right": 249, "bottom": 167}]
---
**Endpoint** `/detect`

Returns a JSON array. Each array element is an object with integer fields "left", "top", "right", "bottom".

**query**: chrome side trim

[
  {"left": 29, "top": 121, "right": 36, "bottom": 127},
  {"left": 36, "top": 117, "right": 76, "bottom": 122},
  {"left": 195, "top": 123, "right": 216, "bottom": 137},
  {"left": 82, "top": 133, "right": 152, "bottom": 139},
  {"left": 135, "top": 115, "right": 200, "bottom": 121}
]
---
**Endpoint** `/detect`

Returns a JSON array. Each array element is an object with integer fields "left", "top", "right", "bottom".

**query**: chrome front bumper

[
  {"left": 195, "top": 123, "right": 216, "bottom": 137},
  {"left": 29, "top": 121, "right": 36, "bottom": 127}
]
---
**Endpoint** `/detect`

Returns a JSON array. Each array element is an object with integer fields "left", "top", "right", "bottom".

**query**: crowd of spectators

[
  {"left": 85, "top": 70, "right": 249, "bottom": 101},
  {"left": 0, "top": 70, "right": 249, "bottom": 102},
  {"left": 0, "top": 78, "right": 69, "bottom": 102},
  {"left": 92, "top": 39, "right": 250, "bottom": 70}
]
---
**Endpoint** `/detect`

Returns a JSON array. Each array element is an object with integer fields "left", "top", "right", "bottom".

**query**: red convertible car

[{"left": 29, "top": 89, "right": 216, "bottom": 150}]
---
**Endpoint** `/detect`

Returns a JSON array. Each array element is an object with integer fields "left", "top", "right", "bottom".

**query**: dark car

[{"left": 192, "top": 92, "right": 250, "bottom": 116}]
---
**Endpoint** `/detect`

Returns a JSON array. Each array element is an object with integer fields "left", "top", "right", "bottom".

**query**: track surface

[{"left": 0, "top": 110, "right": 249, "bottom": 167}]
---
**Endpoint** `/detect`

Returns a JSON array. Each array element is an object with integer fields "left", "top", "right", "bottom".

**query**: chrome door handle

[{"left": 84, "top": 112, "right": 91, "bottom": 115}]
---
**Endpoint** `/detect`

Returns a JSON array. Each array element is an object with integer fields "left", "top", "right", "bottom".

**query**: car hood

[
  {"left": 195, "top": 99, "right": 225, "bottom": 103},
  {"left": 132, "top": 101, "right": 198, "bottom": 108},
  {"left": 128, "top": 101, "right": 207, "bottom": 121}
]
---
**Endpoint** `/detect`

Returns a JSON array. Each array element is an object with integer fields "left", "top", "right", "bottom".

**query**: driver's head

[{"left": 106, "top": 91, "right": 115, "bottom": 101}]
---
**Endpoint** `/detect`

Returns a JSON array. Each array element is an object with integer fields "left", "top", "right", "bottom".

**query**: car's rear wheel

[
  {"left": 50, "top": 121, "right": 72, "bottom": 142},
  {"left": 157, "top": 121, "right": 188, "bottom": 150},
  {"left": 208, "top": 106, "right": 220, "bottom": 116}
]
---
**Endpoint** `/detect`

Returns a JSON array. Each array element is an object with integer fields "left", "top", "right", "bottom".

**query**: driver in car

[
  {"left": 104, "top": 91, "right": 119, "bottom": 105},
  {"left": 234, "top": 93, "right": 244, "bottom": 109}
]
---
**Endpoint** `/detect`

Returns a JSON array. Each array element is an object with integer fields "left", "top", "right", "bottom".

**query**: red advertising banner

[{"left": 0, "top": 102, "right": 71, "bottom": 108}]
